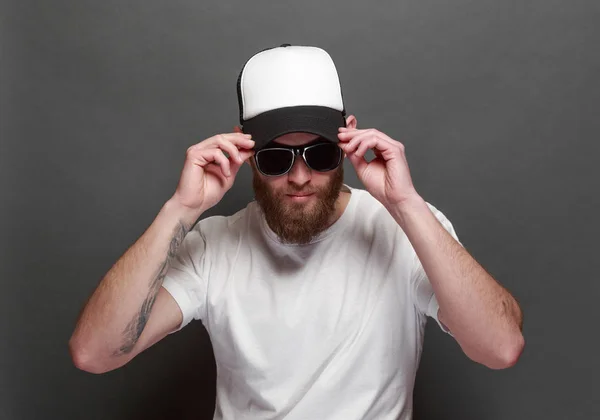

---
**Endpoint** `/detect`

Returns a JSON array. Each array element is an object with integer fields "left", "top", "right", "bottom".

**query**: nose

[{"left": 287, "top": 154, "right": 311, "bottom": 186}]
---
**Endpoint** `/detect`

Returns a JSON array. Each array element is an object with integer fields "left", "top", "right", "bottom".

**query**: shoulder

[
  {"left": 344, "top": 187, "right": 402, "bottom": 244},
  {"left": 194, "top": 202, "right": 256, "bottom": 239},
  {"left": 348, "top": 186, "right": 397, "bottom": 227},
  {"left": 348, "top": 186, "right": 456, "bottom": 238}
]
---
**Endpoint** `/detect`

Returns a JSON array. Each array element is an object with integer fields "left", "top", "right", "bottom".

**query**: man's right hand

[{"left": 171, "top": 132, "right": 255, "bottom": 217}]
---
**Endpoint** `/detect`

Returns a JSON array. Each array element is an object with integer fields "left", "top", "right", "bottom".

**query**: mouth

[{"left": 286, "top": 193, "right": 315, "bottom": 201}]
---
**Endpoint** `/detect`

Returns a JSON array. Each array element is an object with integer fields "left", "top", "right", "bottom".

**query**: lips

[{"left": 287, "top": 192, "right": 314, "bottom": 197}]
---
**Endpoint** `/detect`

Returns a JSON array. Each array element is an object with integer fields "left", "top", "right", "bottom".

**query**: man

[{"left": 70, "top": 45, "right": 524, "bottom": 419}]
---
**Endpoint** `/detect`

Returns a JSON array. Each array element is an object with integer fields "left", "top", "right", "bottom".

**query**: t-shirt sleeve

[
  {"left": 161, "top": 222, "right": 209, "bottom": 332},
  {"left": 410, "top": 202, "right": 464, "bottom": 335}
]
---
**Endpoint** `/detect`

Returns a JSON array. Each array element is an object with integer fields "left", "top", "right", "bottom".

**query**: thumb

[
  {"left": 230, "top": 149, "right": 255, "bottom": 175},
  {"left": 347, "top": 151, "right": 368, "bottom": 176},
  {"left": 240, "top": 149, "right": 254, "bottom": 162}
]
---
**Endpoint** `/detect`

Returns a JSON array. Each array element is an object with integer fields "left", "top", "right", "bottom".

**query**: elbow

[
  {"left": 69, "top": 338, "right": 117, "bottom": 375},
  {"left": 488, "top": 332, "right": 525, "bottom": 370}
]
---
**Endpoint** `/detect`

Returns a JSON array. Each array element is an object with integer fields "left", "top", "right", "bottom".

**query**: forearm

[
  {"left": 69, "top": 198, "right": 201, "bottom": 366},
  {"left": 389, "top": 195, "right": 524, "bottom": 369}
]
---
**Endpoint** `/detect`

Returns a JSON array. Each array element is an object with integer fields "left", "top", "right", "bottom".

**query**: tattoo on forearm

[{"left": 113, "top": 221, "right": 189, "bottom": 356}]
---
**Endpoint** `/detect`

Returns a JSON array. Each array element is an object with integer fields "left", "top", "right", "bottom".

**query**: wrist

[
  {"left": 387, "top": 193, "right": 428, "bottom": 229},
  {"left": 163, "top": 197, "right": 205, "bottom": 228}
]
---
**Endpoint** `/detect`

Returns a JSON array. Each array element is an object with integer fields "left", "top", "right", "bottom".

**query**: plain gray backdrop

[{"left": 2, "top": 0, "right": 599, "bottom": 419}]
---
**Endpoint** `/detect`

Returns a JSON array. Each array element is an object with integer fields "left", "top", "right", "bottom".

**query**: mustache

[{"left": 281, "top": 187, "right": 318, "bottom": 195}]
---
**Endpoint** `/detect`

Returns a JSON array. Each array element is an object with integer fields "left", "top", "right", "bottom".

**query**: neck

[{"left": 326, "top": 185, "right": 352, "bottom": 228}]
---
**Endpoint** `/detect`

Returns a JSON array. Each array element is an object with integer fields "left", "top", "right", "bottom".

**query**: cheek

[
  {"left": 266, "top": 177, "right": 288, "bottom": 193},
  {"left": 314, "top": 172, "right": 336, "bottom": 188}
]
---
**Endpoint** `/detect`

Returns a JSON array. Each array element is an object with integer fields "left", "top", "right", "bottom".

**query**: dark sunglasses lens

[
  {"left": 305, "top": 143, "right": 342, "bottom": 171},
  {"left": 256, "top": 149, "right": 294, "bottom": 175}
]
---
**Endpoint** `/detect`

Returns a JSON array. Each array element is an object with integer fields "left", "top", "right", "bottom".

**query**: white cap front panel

[{"left": 240, "top": 46, "right": 344, "bottom": 120}]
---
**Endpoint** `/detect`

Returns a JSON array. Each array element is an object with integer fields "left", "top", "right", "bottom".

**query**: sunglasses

[{"left": 254, "top": 139, "right": 343, "bottom": 177}]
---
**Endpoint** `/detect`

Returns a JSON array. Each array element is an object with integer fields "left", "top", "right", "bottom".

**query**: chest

[{"left": 204, "top": 240, "right": 418, "bottom": 376}]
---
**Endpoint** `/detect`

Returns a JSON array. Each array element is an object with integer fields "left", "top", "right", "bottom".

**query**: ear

[
  {"left": 345, "top": 115, "right": 357, "bottom": 129},
  {"left": 247, "top": 154, "right": 257, "bottom": 169}
]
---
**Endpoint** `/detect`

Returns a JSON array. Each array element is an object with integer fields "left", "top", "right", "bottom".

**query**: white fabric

[
  {"left": 162, "top": 185, "right": 462, "bottom": 420},
  {"left": 240, "top": 46, "right": 344, "bottom": 120}
]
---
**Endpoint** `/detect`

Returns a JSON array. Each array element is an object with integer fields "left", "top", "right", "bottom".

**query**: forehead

[{"left": 272, "top": 132, "right": 321, "bottom": 147}]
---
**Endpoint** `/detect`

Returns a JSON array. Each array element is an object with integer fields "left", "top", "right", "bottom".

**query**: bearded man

[{"left": 70, "top": 44, "right": 524, "bottom": 420}]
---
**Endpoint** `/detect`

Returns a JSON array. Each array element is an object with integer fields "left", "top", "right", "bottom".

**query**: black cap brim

[{"left": 242, "top": 105, "right": 346, "bottom": 150}]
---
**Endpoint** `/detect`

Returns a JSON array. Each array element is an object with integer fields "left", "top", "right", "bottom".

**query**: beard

[{"left": 252, "top": 165, "right": 344, "bottom": 245}]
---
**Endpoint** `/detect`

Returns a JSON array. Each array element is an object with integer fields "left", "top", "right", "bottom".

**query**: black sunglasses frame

[{"left": 254, "top": 141, "right": 343, "bottom": 177}]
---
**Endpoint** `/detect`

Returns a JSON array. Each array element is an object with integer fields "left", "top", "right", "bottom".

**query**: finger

[
  {"left": 337, "top": 129, "right": 372, "bottom": 145},
  {"left": 341, "top": 131, "right": 374, "bottom": 155},
  {"left": 229, "top": 149, "right": 255, "bottom": 175},
  {"left": 214, "top": 150, "right": 233, "bottom": 178},
  {"left": 367, "top": 134, "right": 396, "bottom": 158},
  {"left": 337, "top": 133, "right": 351, "bottom": 144},
  {"left": 346, "top": 131, "right": 399, "bottom": 161},
  {"left": 214, "top": 137, "right": 246, "bottom": 164},
  {"left": 337, "top": 130, "right": 358, "bottom": 143},
  {"left": 339, "top": 128, "right": 397, "bottom": 147},
  {"left": 205, "top": 133, "right": 255, "bottom": 150},
  {"left": 346, "top": 148, "right": 368, "bottom": 175},
  {"left": 355, "top": 137, "right": 379, "bottom": 159},
  {"left": 239, "top": 149, "right": 254, "bottom": 161},
  {"left": 221, "top": 133, "right": 256, "bottom": 149},
  {"left": 200, "top": 148, "right": 232, "bottom": 177},
  {"left": 367, "top": 129, "right": 398, "bottom": 147},
  {"left": 187, "top": 134, "right": 252, "bottom": 155},
  {"left": 338, "top": 127, "right": 368, "bottom": 136}
]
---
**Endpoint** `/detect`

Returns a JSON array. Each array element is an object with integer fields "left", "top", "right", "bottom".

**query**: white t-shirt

[{"left": 162, "top": 184, "right": 462, "bottom": 420}]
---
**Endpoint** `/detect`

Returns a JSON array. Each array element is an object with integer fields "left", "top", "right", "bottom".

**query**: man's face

[{"left": 250, "top": 132, "right": 344, "bottom": 245}]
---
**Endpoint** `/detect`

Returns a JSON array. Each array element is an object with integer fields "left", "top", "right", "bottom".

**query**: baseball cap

[{"left": 236, "top": 44, "right": 346, "bottom": 150}]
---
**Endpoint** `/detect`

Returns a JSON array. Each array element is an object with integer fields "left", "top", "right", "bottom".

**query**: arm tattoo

[{"left": 113, "top": 221, "right": 189, "bottom": 356}]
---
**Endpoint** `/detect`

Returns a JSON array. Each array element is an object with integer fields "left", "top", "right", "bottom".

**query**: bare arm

[
  {"left": 69, "top": 199, "right": 201, "bottom": 373},
  {"left": 335, "top": 126, "right": 523, "bottom": 369},
  {"left": 69, "top": 132, "right": 255, "bottom": 374},
  {"left": 390, "top": 196, "right": 524, "bottom": 370}
]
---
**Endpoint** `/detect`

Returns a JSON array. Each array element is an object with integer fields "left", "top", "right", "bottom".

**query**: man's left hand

[{"left": 337, "top": 127, "right": 420, "bottom": 209}]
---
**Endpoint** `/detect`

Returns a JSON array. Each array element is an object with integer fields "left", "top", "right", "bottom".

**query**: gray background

[{"left": 1, "top": 0, "right": 599, "bottom": 419}]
